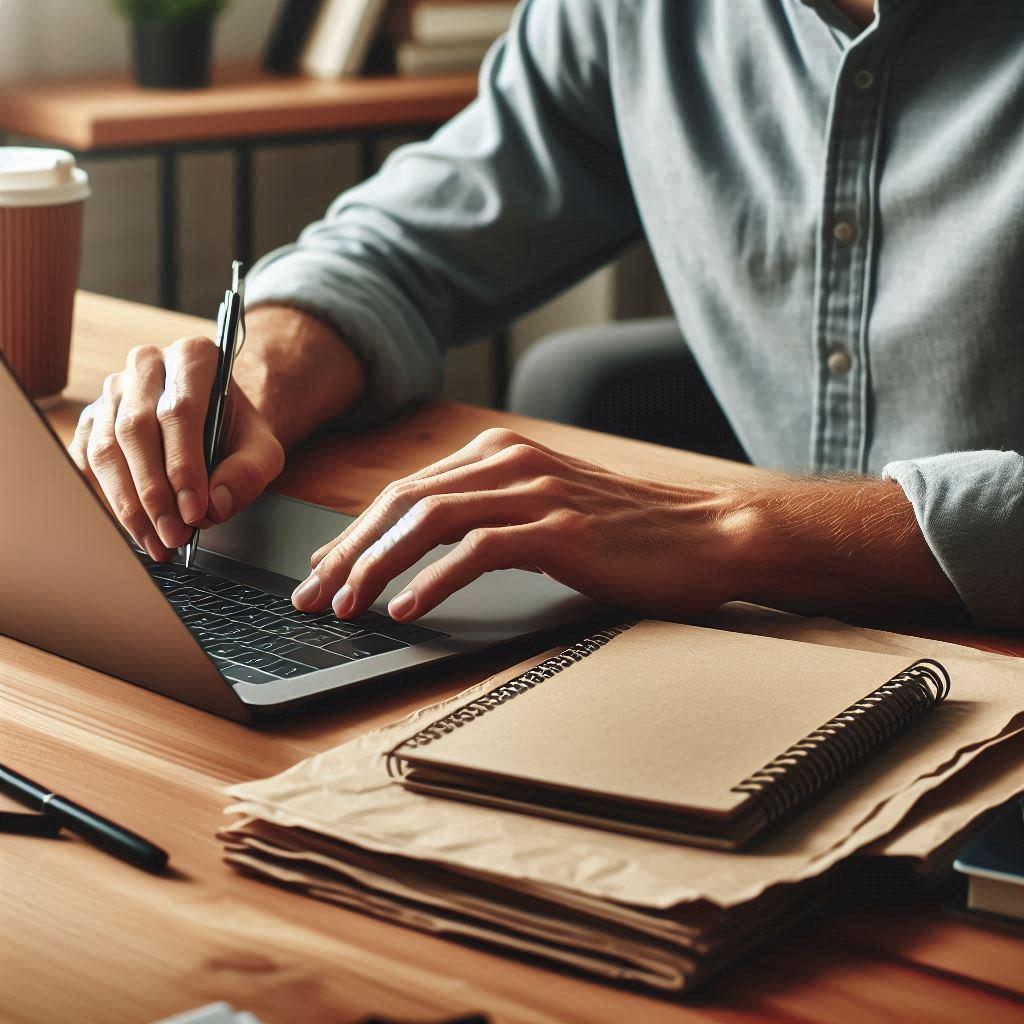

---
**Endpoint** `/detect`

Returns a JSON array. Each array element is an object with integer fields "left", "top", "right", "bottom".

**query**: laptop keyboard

[{"left": 145, "top": 562, "right": 447, "bottom": 685}]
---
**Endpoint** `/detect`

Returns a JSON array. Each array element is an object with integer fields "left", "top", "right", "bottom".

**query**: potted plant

[{"left": 111, "top": 0, "right": 232, "bottom": 89}]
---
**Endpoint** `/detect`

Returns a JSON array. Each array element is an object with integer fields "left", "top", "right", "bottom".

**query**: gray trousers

[{"left": 506, "top": 318, "right": 747, "bottom": 462}]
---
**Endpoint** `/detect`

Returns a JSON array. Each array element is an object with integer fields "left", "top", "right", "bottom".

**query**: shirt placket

[{"left": 811, "top": 15, "right": 894, "bottom": 473}]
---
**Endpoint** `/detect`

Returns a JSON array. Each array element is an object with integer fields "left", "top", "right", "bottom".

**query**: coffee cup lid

[{"left": 0, "top": 148, "right": 91, "bottom": 207}]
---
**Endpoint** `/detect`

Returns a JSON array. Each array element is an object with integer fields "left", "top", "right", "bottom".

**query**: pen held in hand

[{"left": 184, "top": 260, "right": 246, "bottom": 568}]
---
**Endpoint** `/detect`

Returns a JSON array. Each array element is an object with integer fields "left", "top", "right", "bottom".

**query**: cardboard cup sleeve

[{"left": 0, "top": 200, "right": 85, "bottom": 401}]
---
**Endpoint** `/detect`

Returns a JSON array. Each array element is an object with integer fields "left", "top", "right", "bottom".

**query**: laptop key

[
  {"left": 274, "top": 607, "right": 328, "bottom": 625},
  {"left": 216, "top": 623, "right": 265, "bottom": 641},
  {"left": 190, "top": 630, "right": 224, "bottom": 646},
  {"left": 220, "top": 584, "right": 271, "bottom": 604},
  {"left": 192, "top": 575, "right": 244, "bottom": 594},
  {"left": 323, "top": 633, "right": 408, "bottom": 659},
  {"left": 245, "top": 636, "right": 302, "bottom": 656},
  {"left": 377, "top": 621, "right": 447, "bottom": 646},
  {"left": 223, "top": 627, "right": 266, "bottom": 644},
  {"left": 263, "top": 658, "right": 315, "bottom": 678},
  {"left": 284, "top": 643, "right": 353, "bottom": 670},
  {"left": 286, "top": 627, "right": 348, "bottom": 647},
  {"left": 232, "top": 649, "right": 282, "bottom": 670},
  {"left": 239, "top": 592, "right": 289, "bottom": 611},
  {"left": 181, "top": 612, "right": 231, "bottom": 631},
  {"left": 221, "top": 664, "right": 277, "bottom": 684},
  {"left": 201, "top": 598, "right": 249, "bottom": 617},
  {"left": 351, "top": 610, "right": 392, "bottom": 630},
  {"left": 204, "top": 641, "right": 253, "bottom": 660},
  {"left": 314, "top": 622, "right": 365, "bottom": 640},
  {"left": 226, "top": 610, "right": 281, "bottom": 629},
  {"left": 186, "top": 577, "right": 222, "bottom": 593}
]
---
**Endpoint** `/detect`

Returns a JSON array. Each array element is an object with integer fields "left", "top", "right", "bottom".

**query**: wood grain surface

[
  {"left": 1, "top": 292, "right": 1022, "bottom": 1024},
  {"left": 0, "top": 64, "right": 477, "bottom": 151}
]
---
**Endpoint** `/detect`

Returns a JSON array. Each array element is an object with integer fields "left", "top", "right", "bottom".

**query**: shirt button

[
  {"left": 833, "top": 220, "right": 856, "bottom": 244},
  {"left": 828, "top": 346, "right": 853, "bottom": 376},
  {"left": 854, "top": 69, "right": 875, "bottom": 90}
]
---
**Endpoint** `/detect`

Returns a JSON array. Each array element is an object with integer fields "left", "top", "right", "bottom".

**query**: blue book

[{"left": 953, "top": 798, "right": 1024, "bottom": 923}]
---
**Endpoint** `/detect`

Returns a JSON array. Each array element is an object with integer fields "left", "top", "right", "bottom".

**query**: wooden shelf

[{"left": 0, "top": 63, "right": 478, "bottom": 151}]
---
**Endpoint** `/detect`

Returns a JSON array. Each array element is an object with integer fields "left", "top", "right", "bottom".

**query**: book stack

[
  {"left": 264, "top": 0, "right": 391, "bottom": 79},
  {"left": 263, "top": 0, "right": 517, "bottom": 79},
  {"left": 220, "top": 615, "right": 1024, "bottom": 993},
  {"left": 383, "top": 0, "right": 517, "bottom": 75}
]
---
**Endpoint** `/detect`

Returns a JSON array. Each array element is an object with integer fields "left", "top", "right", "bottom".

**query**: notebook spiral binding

[
  {"left": 731, "top": 657, "right": 952, "bottom": 827},
  {"left": 386, "top": 623, "right": 635, "bottom": 778}
]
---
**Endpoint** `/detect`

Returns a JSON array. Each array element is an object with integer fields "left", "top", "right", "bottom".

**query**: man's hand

[
  {"left": 291, "top": 427, "right": 749, "bottom": 622},
  {"left": 291, "top": 428, "right": 963, "bottom": 625},
  {"left": 70, "top": 337, "right": 285, "bottom": 561},
  {"left": 69, "top": 305, "right": 365, "bottom": 561}
]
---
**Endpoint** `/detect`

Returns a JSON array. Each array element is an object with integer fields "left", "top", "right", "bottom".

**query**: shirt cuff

[
  {"left": 883, "top": 450, "right": 1024, "bottom": 630},
  {"left": 244, "top": 245, "right": 444, "bottom": 429}
]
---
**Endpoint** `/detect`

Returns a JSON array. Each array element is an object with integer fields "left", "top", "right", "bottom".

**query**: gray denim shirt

[{"left": 246, "top": 0, "right": 1024, "bottom": 629}]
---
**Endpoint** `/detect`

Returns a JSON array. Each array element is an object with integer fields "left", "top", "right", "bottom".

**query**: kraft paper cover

[{"left": 225, "top": 606, "right": 1023, "bottom": 909}]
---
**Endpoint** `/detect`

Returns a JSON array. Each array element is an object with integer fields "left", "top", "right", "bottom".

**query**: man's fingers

[
  {"left": 69, "top": 401, "right": 97, "bottom": 476},
  {"left": 87, "top": 375, "right": 171, "bottom": 562},
  {"left": 386, "top": 525, "right": 545, "bottom": 622},
  {"left": 306, "top": 440, "right": 572, "bottom": 587},
  {"left": 157, "top": 336, "right": 220, "bottom": 526},
  {"left": 116, "top": 346, "right": 189, "bottom": 550},
  {"left": 320, "top": 488, "right": 546, "bottom": 619},
  {"left": 206, "top": 415, "right": 285, "bottom": 526},
  {"left": 307, "top": 428, "right": 593, "bottom": 569}
]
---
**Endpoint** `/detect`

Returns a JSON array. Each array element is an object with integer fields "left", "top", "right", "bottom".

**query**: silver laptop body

[{"left": 0, "top": 351, "right": 594, "bottom": 722}]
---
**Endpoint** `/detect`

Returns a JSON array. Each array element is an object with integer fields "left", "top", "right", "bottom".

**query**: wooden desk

[
  {"left": 0, "top": 65, "right": 477, "bottom": 309},
  {"left": 4, "top": 293, "right": 1022, "bottom": 1024}
]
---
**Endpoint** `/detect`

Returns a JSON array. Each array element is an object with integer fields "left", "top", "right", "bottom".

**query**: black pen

[
  {"left": 184, "top": 259, "right": 246, "bottom": 569},
  {"left": 0, "top": 762, "right": 169, "bottom": 873}
]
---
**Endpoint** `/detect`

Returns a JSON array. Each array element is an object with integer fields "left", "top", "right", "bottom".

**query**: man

[{"left": 71, "top": 0, "right": 1023, "bottom": 631}]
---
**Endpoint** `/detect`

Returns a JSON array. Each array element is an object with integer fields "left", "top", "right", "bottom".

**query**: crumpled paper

[{"left": 225, "top": 607, "right": 1023, "bottom": 910}]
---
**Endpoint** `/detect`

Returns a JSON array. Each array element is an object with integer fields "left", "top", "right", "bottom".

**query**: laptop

[{"left": 0, "top": 351, "right": 594, "bottom": 722}]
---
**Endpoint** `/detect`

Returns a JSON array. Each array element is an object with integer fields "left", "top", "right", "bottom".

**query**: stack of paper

[{"left": 221, "top": 607, "right": 1024, "bottom": 992}]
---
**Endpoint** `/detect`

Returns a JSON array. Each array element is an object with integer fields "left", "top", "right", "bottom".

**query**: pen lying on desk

[{"left": 0, "top": 762, "right": 169, "bottom": 873}]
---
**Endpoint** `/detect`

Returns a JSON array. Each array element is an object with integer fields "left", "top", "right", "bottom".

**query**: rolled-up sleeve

[
  {"left": 883, "top": 451, "right": 1024, "bottom": 630},
  {"left": 244, "top": 0, "right": 639, "bottom": 426}
]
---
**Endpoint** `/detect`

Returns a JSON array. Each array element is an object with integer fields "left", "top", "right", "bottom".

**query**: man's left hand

[{"left": 290, "top": 428, "right": 749, "bottom": 622}]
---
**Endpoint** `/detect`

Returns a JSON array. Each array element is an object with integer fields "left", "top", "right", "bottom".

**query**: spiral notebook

[{"left": 387, "top": 621, "right": 950, "bottom": 849}]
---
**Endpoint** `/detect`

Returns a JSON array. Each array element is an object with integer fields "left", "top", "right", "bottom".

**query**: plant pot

[{"left": 131, "top": 17, "right": 214, "bottom": 90}]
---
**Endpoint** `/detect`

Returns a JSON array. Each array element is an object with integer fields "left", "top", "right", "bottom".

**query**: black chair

[{"left": 507, "top": 318, "right": 748, "bottom": 462}]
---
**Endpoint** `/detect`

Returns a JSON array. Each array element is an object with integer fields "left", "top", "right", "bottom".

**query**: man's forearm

[
  {"left": 233, "top": 305, "right": 365, "bottom": 451},
  {"left": 726, "top": 476, "right": 963, "bottom": 620}
]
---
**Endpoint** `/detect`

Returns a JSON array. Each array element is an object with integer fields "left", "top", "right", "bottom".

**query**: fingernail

[
  {"left": 156, "top": 514, "right": 186, "bottom": 549},
  {"left": 332, "top": 584, "right": 354, "bottom": 618},
  {"left": 176, "top": 487, "right": 203, "bottom": 524},
  {"left": 291, "top": 574, "right": 321, "bottom": 609},
  {"left": 388, "top": 589, "right": 416, "bottom": 620},
  {"left": 210, "top": 484, "right": 233, "bottom": 521},
  {"left": 143, "top": 534, "right": 166, "bottom": 563}
]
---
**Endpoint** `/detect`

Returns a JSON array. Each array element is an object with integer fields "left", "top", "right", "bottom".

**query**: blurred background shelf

[
  {"left": 0, "top": 65, "right": 476, "bottom": 313},
  {"left": 0, "top": 64, "right": 478, "bottom": 150}
]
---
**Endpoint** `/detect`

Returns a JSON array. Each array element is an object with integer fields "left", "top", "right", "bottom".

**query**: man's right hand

[{"left": 70, "top": 336, "right": 285, "bottom": 562}]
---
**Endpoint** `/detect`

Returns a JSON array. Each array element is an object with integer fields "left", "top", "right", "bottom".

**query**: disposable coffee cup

[{"left": 0, "top": 148, "right": 90, "bottom": 406}]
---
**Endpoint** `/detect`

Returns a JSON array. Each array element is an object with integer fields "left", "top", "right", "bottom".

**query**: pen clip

[{"left": 231, "top": 259, "right": 247, "bottom": 357}]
